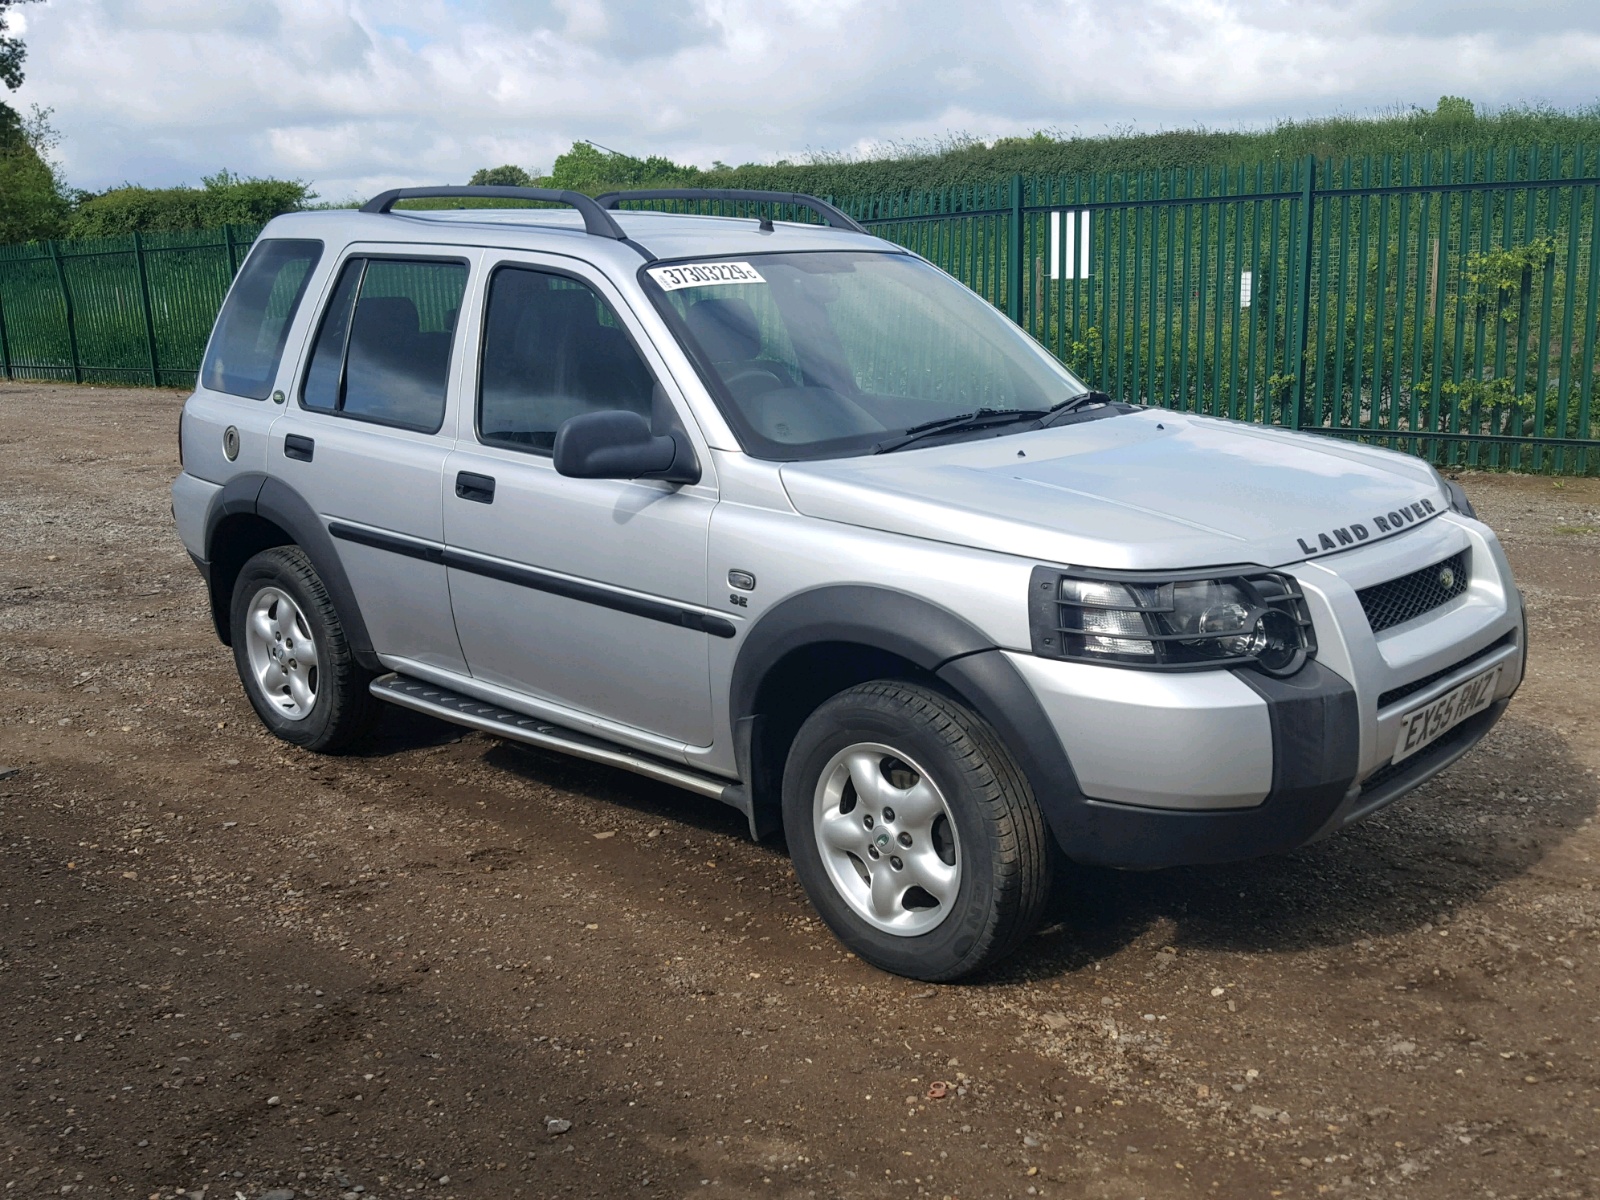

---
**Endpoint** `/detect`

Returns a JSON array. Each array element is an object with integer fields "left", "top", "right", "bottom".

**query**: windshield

[{"left": 643, "top": 251, "right": 1091, "bottom": 460}]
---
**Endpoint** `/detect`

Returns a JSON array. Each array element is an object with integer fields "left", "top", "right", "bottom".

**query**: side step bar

[{"left": 369, "top": 673, "right": 761, "bottom": 835}]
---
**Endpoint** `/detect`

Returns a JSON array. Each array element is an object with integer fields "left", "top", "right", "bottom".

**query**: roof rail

[
  {"left": 358, "top": 186, "right": 629, "bottom": 240},
  {"left": 594, "top": 189, "right": 868, "bottom": 235}
]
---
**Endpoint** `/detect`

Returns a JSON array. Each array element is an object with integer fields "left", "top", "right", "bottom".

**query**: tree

[
  {"left": 0, "top": 111, "right": 66, "bottom": 241},
  {"left": 0, "top": 0, "right": 38, "bottom": 93},
  {"left": 0, "top": 0, "right": 68, "bottom": 243},
  {"left": 468, "top": 164, "right": 539, "bottom": 188},
  {"left": 545, "top": 141, "right": 701, "bottom": 194}
]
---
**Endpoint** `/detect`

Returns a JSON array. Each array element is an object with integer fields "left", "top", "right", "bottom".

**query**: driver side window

[{"left": 478, "top": 266, "right": 656, "bottom": 454}]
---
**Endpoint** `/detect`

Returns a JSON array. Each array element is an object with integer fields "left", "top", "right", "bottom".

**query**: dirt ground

[{"left": 0, "top": 381, "right": 1597, "bottom": 1200}]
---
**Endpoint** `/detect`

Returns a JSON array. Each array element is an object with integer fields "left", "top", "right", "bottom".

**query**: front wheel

[
  {"left": 782, "top": 681, "right": 1052, "bottom": 981},
  {"left": 230, "top": 545, "right": 376, "bottom": 753}
]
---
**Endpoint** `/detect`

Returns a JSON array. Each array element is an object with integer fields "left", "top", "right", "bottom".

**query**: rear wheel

[
  {"left": 782, "top": 681, "right": 1052, "bottom": 981},
  {"left": 230, "top": 546, "right": 376, "bottom": 752}
]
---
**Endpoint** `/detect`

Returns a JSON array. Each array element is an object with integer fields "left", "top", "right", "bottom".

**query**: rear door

[
  {"left": 272, "top": 246, "right": 476, "bottom": 674},
  {"left": 442, "top": 254, "right": 719, "bottom": 748}
]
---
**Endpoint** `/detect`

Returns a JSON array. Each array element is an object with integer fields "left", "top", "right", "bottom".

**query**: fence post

[
  {"left": 0, "top": 270, "right": 12, "bottom": 380},
  {"left": 1007, "top": 173, "right": 1023, "bottom": 323},
  {"left": 48, "top": 239, "right": 82, "bottom": 385},
  {"left": 1290, "top": 154, "right": 1316, "bottom": 428},
  {"left": 133, "top": 231, "right": 161, "bottom": 387},
  {"left": 222, "top": 224, "right": 238, "bottom": 276}
]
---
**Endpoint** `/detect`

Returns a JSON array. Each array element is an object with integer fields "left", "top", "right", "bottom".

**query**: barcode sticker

[{"left": 647, "top": 261, "right": 766, "bottom": 291}]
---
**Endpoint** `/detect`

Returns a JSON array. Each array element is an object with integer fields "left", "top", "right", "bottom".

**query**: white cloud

[{"left": 11, "top": 0, "right": 1600, "bottom": 198}]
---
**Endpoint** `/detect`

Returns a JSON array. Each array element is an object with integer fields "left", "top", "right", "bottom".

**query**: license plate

[{"left": 1392, "top": 665, "right": 1501, "bottom": 764}]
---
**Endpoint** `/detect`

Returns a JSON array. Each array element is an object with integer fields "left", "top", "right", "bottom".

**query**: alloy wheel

[
  {"left": 243, "top": 586, "right": 320, "bottom": 721},
  {"left": 812, "top": 742, "right": 961, "bottom": 936}
]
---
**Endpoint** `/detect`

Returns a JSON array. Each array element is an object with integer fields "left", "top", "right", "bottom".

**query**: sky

[{"left": 10, "top": 0, "right": 1600, "bottom": 201}]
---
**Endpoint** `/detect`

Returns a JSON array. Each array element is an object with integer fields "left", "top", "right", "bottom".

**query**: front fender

[{"left": 728, "top": 585, "right": 1090, "bottom": 852}]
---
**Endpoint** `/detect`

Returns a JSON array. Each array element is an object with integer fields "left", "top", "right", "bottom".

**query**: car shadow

[
  {"left": 341, "top": 702, "right": 764, "bottom": 841},
  {"left": 345, "top": 703, "right": 472, "bottom": 756},
  {"left": 1001, "top": 710, "right": 1597, "bottom": 981},
  {"left": 479, "top": 740, "right": 760, "bottom": 843},
  {"left": 346, "top": 704, "right": 1593, "bottom": 983}
]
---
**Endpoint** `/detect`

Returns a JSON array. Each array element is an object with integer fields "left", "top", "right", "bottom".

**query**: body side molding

[{"left": 328, "top": 522, "right": 737, "bottom": 639}]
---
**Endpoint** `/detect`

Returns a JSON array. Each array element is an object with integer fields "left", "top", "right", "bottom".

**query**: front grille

[
  {"left": 1357, "top": 549, "right": 1470, "bottom": 633},
  {"left": 1377, "top": 632, "right": 1513, "bottom": 710}
]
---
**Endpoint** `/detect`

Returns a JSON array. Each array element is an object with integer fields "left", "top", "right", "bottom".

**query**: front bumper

[{"left": 1000, "top": 513, "right": 1524, "bottom": 869}]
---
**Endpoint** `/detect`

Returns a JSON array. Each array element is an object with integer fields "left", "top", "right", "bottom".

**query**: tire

[
  {"left": 229, "top": 545, "right": 377, "bottom": 753},
  {"left": 782, "top": 680, "right": 1052, "bottom": 981}
]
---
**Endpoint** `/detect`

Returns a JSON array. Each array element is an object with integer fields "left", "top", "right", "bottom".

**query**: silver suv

[{"left": 173, "top": 186, "right": 1526, "bottom": 981}]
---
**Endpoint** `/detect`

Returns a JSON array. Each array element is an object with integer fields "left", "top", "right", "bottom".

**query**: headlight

[
  {"left": 1032, "top": 568, "right": 1315, "bottom": 675},
  {"left": 1430, "top": 466, "right": 1477, "bottom": 519},
  {"left": 1444, "top": 478, "right": 1476, "bottom": 519}
]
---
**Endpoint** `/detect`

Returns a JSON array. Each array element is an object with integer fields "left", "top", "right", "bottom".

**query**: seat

[
  {"left": 686, "top": 297, "right": 792, "bottom": 402},
  {"left": 342, "top": 296, "right": 451, "bottom": 427},
  {"left": 480, "top": 279, "right": 655, "bottom": 448}
]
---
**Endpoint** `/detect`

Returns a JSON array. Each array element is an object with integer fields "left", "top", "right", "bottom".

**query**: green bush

[
  {"left": 0, "top": 102, "right": 68, "bottom": 241},
  {"left": 545, "top": 141, "right": 703, "bottom": 193},
  {"left": 694, "top": 99, "right": 1600, "bottom": 200},
  {"left": 468, "top": 164, "right": 539, "bottom": 188},
  {"left": 67, "top": 170, "right": 310, "bottom": 238},
  {"left": 0, "top": 140, "right": 65, "bottom": 241},
  {"left": 467, "top": 100, "right": 1600, "bottom": 208},
  {"left": 427, "top": 144, "right": 703, "bottom": 211}
]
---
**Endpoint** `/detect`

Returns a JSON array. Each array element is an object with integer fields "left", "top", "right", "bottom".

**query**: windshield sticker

[{"left": 647, "top": 262, "right": 766, "bottom": 291}]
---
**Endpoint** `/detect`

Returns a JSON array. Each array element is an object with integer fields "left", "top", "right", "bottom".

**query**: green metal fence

[
  {"left": 846, "top": 147, "right": 1600, "bottom": 474},
  {"left": 0, "top": 224, "right": 261, "bottom": 388},
  {"left": 3, "top": 147, "right": 1599, "bottom": 472}
]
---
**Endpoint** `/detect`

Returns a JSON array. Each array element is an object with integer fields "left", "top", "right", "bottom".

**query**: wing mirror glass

[{"left": 551, "top": 410, "right": 700, "bottom": 484}]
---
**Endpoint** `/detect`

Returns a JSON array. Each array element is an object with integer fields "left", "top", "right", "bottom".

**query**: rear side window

[
  {"left": 478, "top": 266, "right": 656, "bottom": 454},
  {"left": 201, "top": 239, "right": 323, "bottom": 399},
  {"left": 300, "top": 256, "right": 468, "bottom": 432}
]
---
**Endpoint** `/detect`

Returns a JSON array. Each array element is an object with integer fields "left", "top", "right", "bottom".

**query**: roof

[{"left": 259, "top": 206, "right": 893, "bottom": 267}]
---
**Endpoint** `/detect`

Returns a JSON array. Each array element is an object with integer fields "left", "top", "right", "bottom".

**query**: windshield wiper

[
  {"left": 1033, "top": 390, "right": 1115, "bottom": 428},
  {"left": 873, "top": 407, "right": 1048, "bottom": 454}
]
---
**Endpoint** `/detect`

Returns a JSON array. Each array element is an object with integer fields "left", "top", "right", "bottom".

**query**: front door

[
  {"left": 442, "top": 257, "right": 717, "bottom": 748},
  {"left": 272, "top": 247, "right": 475, "bottom": 674}
]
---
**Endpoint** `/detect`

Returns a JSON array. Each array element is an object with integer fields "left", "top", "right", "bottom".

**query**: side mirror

[{"left": 551, "top": 410, "right": 700, "bottom": 484}]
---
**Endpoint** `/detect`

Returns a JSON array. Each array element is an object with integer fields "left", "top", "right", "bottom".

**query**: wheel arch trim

[
  {"left": 202, "top": 472, "right": 379, "bottom": 669},
  {"left": 728, "top": 585, "right": 1090, "bottom": 847}
]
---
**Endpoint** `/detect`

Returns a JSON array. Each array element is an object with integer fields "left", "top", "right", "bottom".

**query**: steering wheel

[{"left": 719, "top": 363, "right": 792, "bottom": 402}]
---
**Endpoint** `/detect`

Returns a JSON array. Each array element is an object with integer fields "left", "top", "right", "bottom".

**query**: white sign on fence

[
  {"left": 1049, "top": 210, "right": 1092, "bottom": 280},
  {"left": 1240, "top": 269, "right": 1253, "bottom": 309}
]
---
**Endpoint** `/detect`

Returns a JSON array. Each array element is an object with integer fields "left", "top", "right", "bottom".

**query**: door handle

[
  {"left": 283, "top": 434, "right": 314, "bottom": 462},
  {"left": 455, "top": 471, "right": 496, "bottom": 504}
]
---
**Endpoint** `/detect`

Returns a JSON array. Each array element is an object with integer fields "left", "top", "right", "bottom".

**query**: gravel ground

[{"left": 0, "top": 380, "right": 1597, "bottom": 1200}]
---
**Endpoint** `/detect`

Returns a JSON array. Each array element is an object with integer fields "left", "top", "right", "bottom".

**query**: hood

[{"left": 778, "top": 409, "right": 1450, "bottom": 570}]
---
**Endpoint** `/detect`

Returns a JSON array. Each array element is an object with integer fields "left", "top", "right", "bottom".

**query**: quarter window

[
  {"left": 201, "top": 239, "right": 322, "bottom": 399},
  {"left": 299, "top": 256, "right": 468, "bottom": 432},
  {"left": 478, "top": 266, "right": 656, "bottom": 454}
]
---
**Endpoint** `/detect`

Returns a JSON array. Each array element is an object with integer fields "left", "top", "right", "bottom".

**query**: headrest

[
  {"left": 542, "top": 287, "right": 600, "bottom": 329},
  {"left": 352, "top": 296, "right": 420, "bottom": 341},
  {"left": 686, "top": 297, "right": 761, "bottom": 362}
]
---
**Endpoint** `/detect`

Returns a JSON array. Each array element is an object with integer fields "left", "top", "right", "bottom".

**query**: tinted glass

[
  {"left": 648, "top": 251, "right": 1089, "bottom": 460},
  {"left": 301, "top": 258, "right": 361, "bottom": 412},
  {"left": 201, "top": 239, "right": 322, "bottom": 399},
  {"left": 478, "top": 267, "right": 656, "bottom": 454},
  {"left": 299, "top": 257, "right": 468, "bottom": 432}
]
